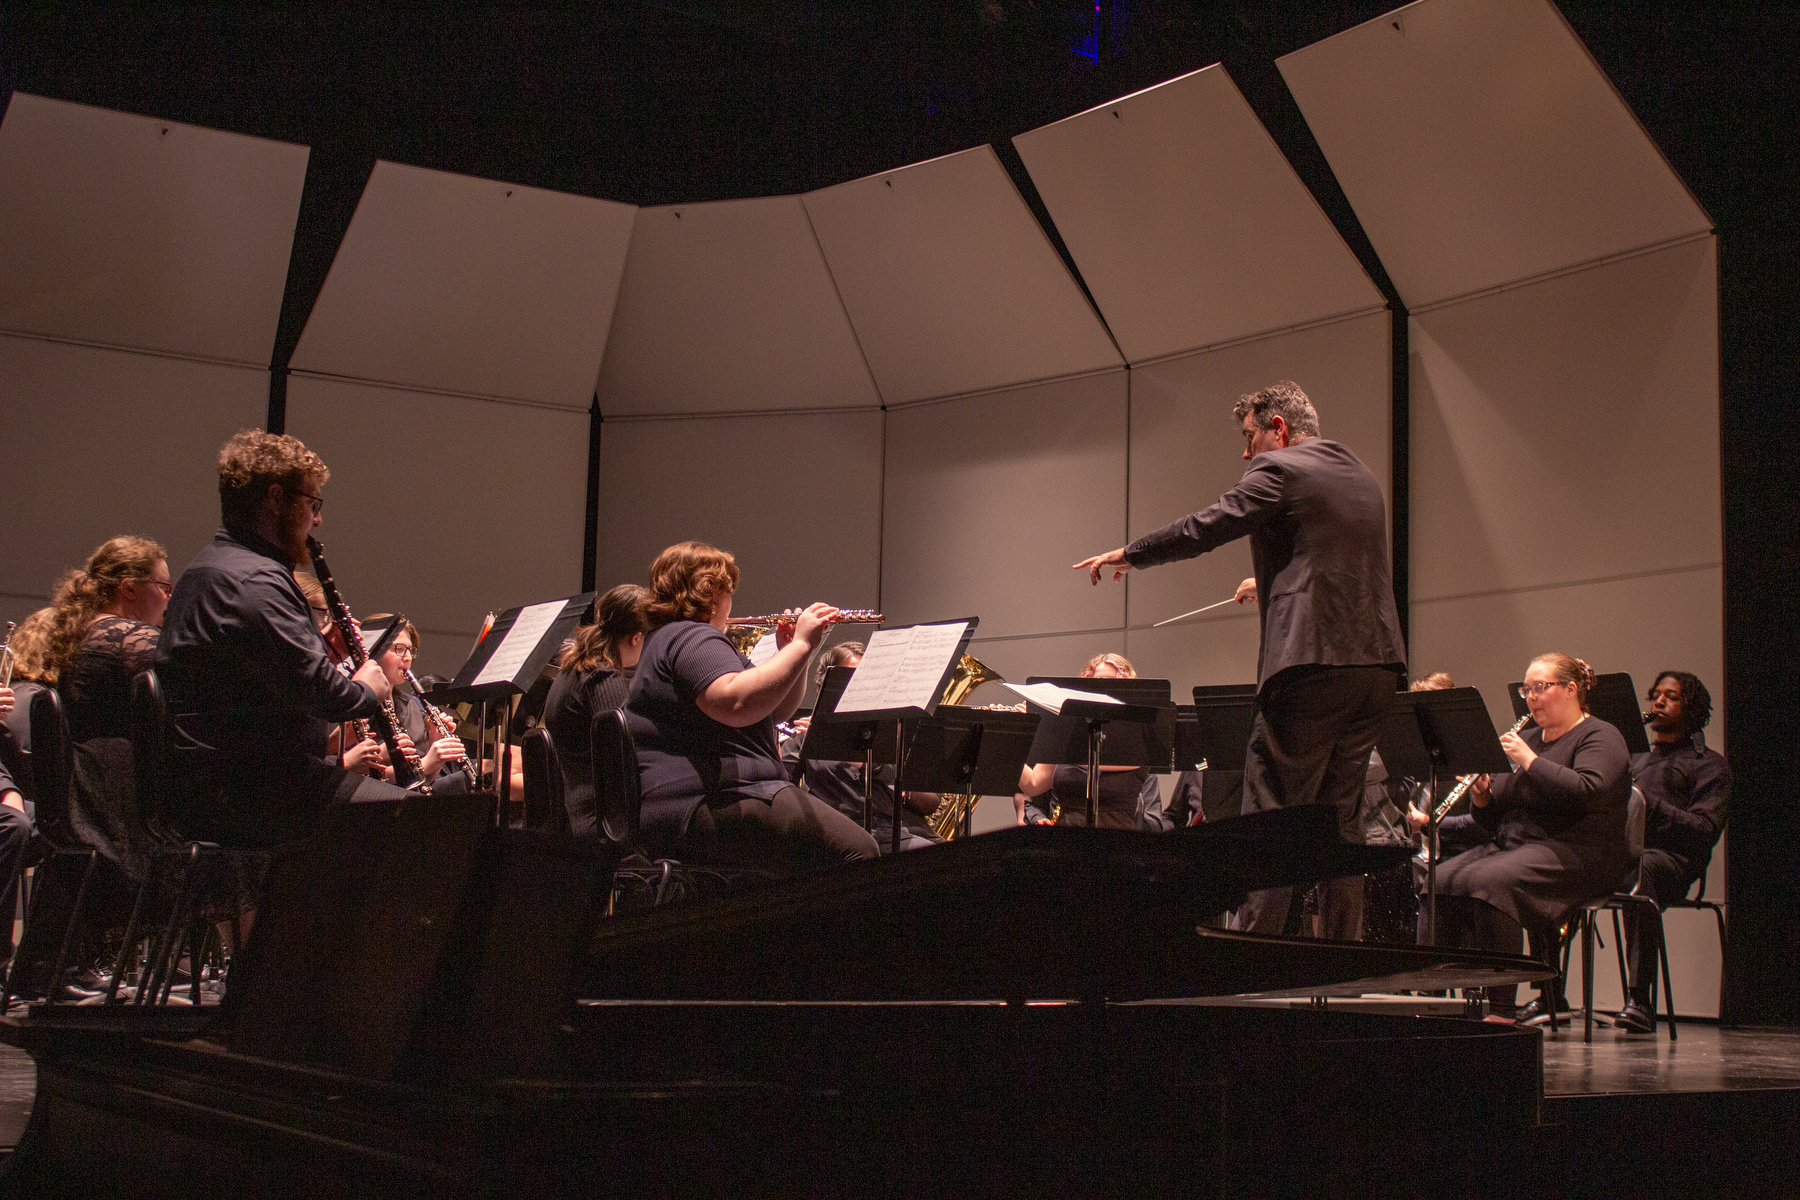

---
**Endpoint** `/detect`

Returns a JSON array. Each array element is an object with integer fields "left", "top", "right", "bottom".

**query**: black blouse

[
  {"left": 59, "top": 615, "right": 161, "bottom": 878},
  {"left": 542, "top": 664, "right": 632, "bottom": 840}
]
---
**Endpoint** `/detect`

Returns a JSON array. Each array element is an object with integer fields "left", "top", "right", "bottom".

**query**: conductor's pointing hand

[{"left": 1074, "top": 548, "right": 1132, "bottom": 585}]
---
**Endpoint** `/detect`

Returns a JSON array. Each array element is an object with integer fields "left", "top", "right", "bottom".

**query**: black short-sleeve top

[{"left": 625, "top": 620, "right": 789, "bottom": 842}]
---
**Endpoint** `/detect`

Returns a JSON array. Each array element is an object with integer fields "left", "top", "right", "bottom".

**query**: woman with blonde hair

[
  {"left": 51, "top": 536, "right": 172, "bottom": 881},
  {"left": 544, "top": 584, "right": 652, "bottom": 839},
  {"left": 1017, "top": 651, "right": 1164, "bottom": 830},
  {"left": 624, "top": 542, "right": 878, "bottom": 871},
  {"left": 1431, "top": 653, "right": 1631, "bottom": 1022}
]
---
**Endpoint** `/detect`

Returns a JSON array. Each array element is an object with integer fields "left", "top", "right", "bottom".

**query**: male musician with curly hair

[
  {"left": 1075, "top": 381, "right": 1406, "bottom": 936},
  {"left": 157, "top": 430, "right": 402, "bottom": 852},
  {"left": 1616, "top": 670, "right": 1730, "bottom": 1033}
]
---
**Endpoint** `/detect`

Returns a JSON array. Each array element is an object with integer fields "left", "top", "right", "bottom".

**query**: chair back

[
  {"left": 130, "top": 671, "right": 175, "bottom": 839},
  {"left": 27, "top": 687, "right": 76, "bottom": 845},
  {"left": 591, "top": 709, "right": 641, "bottom": 846},
  {"left": 520, "top": 727, "right": 568, "bottom": 833},
  {"left": 1626, "top": 785, "right": 1646, "bottom": 864}
]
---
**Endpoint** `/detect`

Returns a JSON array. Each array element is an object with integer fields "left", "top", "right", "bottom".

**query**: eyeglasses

[
  {"left": 389, "top": 645, "right": 416, "bottom": 659},
  {"left": 149, "top": 579, "right": 174, "bottom": 597},
  {"left": 1515, "top": 681, "right": 1570, "bottom": 700},
  {"left": 289, "top": 487, "right": 325, "bottom": 516}
]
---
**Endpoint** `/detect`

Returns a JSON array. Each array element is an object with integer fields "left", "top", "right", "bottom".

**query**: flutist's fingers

[{"left": 791, "top": 603, "right": 841, "bottom": 650}]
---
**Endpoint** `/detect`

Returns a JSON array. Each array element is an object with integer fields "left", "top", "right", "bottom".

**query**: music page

[
  {"left": 1000, "top": 681, "right": 1121, "bottom": 715},
  {"left": 836, "top": 621, "right": 969, "bottom": 714},
  {"left": 472, "top": 600, "right": 565, "bottom": 687}
]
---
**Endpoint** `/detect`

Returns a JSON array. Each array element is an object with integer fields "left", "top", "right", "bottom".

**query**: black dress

[
  {"left": 1436, "top": 717, "right": 1631, "bottom": 931},
  {"left": 542, "top": 665, "right": 632, "bottom": 839},
  {"left": 58, "top": 615, "right": 161, "bottom": 880},
  {"left": 1049, "top": 765, "right": 1152, "bottom": 830}
]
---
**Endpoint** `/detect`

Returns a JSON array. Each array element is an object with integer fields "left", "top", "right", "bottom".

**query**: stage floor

[{"left": 0, "top": 1022, "right": 1795, "bottom": 1153}]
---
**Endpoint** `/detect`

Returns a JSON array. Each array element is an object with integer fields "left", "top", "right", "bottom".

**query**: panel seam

[{"left": 1413, "top": 561, "right": 1721, "bottom": 607}]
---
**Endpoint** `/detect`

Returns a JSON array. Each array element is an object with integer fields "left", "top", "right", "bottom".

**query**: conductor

[{"left": 1074, "top": 381, "right": 1406, "bottom": 935}]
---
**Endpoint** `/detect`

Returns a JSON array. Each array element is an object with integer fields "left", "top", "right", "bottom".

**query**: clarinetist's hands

[
  {"left": 788, "top": 604, "right": 841, "bottom": 651},
  {"left": 352, "top": 658, "right": 392, "bottom": 702},
  {"left": 420, "top": 735, "right": 467, "bottom": 779},
  {"left": 343, "top": 737, "right": 383, "bottom": 776},
  {"left": 1074, "top": 548, "right": 1132, "bottom": 585},
  {"left": 1498, "top": 729, "right": 1536, "bottom": 771},
  {"left": 1235, "top": 577, "right": 1257, "bottom": 605},
  {"left": 1406, "top": 802, "right": 1429, "bottom": 831}
]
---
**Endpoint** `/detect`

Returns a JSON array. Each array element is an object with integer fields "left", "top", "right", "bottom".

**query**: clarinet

[
  {"left": 306, "top": 537, "right": 426, "bottom": 791},
  {"left": 405, "top": 667, "right": 480, "bottom": 787},
  {"left": 1432, "top": 714, "right": 1532, "bottom": 823}
]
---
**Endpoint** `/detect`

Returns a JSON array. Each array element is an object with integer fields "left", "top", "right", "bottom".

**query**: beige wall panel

[
  {"left": 1013, "top": 65, "right": 1382, "bottom": 364},
  {"left": 285, "top": 375, "right": 589, "bottom": 679},
  {"left": 1124, "top": 612, "right": 1262, "bottom": 705},
  {"left": 594, "top": 197, "right": 880, "bottom": 416},
  {"left": 802, "top": 146, "right": 1122, "bottom": 404},
  {"left": 1126, "top": 312, "right": 1391, "bottom": 633},
  {"left": 1409, "top": 239, "right": 1719, "bottom": 603},
  {"left": 963, "top": 629, "right": 1129, "bottom": 700},
  {"left": 0, "top": 94, "right": 308, "bottom": 366},
  {"left": 882, "top": 372, "right": 1127, "bottom": 640},
  {"left": 1408, "top": 566, "right": 1723, "bottom": 751},
  {"left": 594, "top": 411, "right": 883, "bottom": 625},
  {"left": 291, "top": 161, "right": 634, "bottom": 409},
  {"left": 1278, "top": 0, "right": 1710, "bottom": 308},
  {"left": 0, "top": 335, "right": 267, "bottom": 627}
]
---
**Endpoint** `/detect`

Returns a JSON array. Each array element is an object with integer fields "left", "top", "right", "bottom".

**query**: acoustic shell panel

[
  {"left": 291, "top": 162, "right": 635, "bottom": 409},
  {"left": 1277, "top": 0, "right": 1710, "bottom": 309},
  {"left": 284, "top": 376, "right": 590, "bottom": 680},
  {"left": 593, "top": 410, "right": 883, "bottom": 626},
  {"left": 1126, "top": 311, "right": 1392, "bottom": 640},
  {"left": 882, "top": 370, "right": 1128, "bottom": 641},
  {"left": 1013, "top": 65, "right": 1383, "bottom": 365},
  {"left": 1408, "top": 239, "right": 1719, "bottom": 605},
  {"left": 803, "top": 146, "right": 1122, "bottom": 405},
  {"left": 595, "top": 196, "right": 880, "bottom": 416},
  {"left": 0, "top": 93, "right": 308, "bottom": 366},
  {"left": 0, "top": 335, "right": 267, "bottom": 627}
]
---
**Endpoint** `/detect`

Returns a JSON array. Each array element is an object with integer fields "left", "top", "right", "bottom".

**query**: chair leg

[
  {"left": 1656, "top": 910, "right": 1678, "bottom": 1042},
  {"left": 1611, "top": 909, "right": 1629, "bottom": 1008},
  {"left": 44, "top": 853, "right": 99, "bottom": 1008},
  {"left": 108, "top": 868, "right": 158, "bottom": 1003},
  {"left": 1710, "top": 904, "right": 1729, "bottom": 1027},
  {"left": 1582, "top": 912, "right": 1595, "bottom": 1043}
]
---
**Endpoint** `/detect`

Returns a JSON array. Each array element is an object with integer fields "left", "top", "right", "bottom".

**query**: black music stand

[
  {"left": 800, "top": 666, "right": 896, "bottom": 834},
  {"left": 1387, "top": 687, "right": 1514, "bottom": 946},
  {"left": 899, "top": 706, "right": 1041, "bottom": 839},
  {"left": 428, "top": 593, "right": 593, "bottom": 823},
  {"left": 807, "top": 618, "right": 977, "bottom": 853},
  {"left": 1022, "top": 677, "right": 1173, "bottom": 828},
  {"left": 1509, "top": 671, "right": 1648, "bottom": 755},
  {"left": 1186, "top": 684, "right": 1259, "bottom": 773}
]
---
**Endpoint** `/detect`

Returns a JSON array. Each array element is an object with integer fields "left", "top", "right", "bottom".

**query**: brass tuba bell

[{"left": 926, "top": 654, "right": 1007, "bottom": 840}]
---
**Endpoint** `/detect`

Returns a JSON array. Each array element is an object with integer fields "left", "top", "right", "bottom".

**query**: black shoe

[
  {"left": 1614, "top": 1001, "right": 1656, "bottom": 1034},
  {"left": 1518, "top": 996, "right": 1571, "bottom": 1026}
]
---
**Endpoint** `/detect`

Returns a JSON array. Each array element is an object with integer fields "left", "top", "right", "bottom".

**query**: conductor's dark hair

[
  {"left": 1652, "top": 671, "right": 1713, "bottom": 731},
  {"left": 1233, "top": 380, "right": 1320, "bottom": 439}
]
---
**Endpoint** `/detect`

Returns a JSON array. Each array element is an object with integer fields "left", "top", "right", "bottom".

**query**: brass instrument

[
  {"left": 725, "top": 609, "right": 883, "bottom": 656},
  {"left": 405, "top": 667, "right": 476, "bottom": 785},
  {"left": 0, "top": 621, "right": 15, "bottom": 689},
  {"left": 305, "top": 538, "right": 425, "bottom": 792},
  {"left": 1428, "top": 714, "right": 1531, "bottom": 824},
  {"left": 924, "top": 654, "right": 1007, "bottom": 840}
]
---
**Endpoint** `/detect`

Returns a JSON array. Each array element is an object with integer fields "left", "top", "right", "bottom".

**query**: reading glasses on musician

[
  {"left": 1515, "top": 681, "right": 1571, "bottom": 699},
  {"left": 289, "top": 486, "right": 325, "bottom": 516}
]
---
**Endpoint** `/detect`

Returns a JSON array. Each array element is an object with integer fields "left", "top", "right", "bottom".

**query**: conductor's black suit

[{"left": 1125, "top": 437, "right": 1407, "bottom": 934}]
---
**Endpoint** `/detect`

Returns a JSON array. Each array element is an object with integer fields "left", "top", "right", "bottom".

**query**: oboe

[
  {"left": 306, "top": 538, "right": 425, "bottom": 791},
  {"left": 405, "top": 667, "right": 478, "bottom": 785},
  {"left": 1431, "top": 714, "right": 1532, "bottom": 823}
]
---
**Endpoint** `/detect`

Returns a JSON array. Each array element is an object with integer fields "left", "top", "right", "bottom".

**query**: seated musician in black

[
  {"left": 542, "top": 583, "right": 651, "bottom": 839},
  {"left": 0, "top": 685, "right": 30, "bottom": 968},
  {"left": 1430, "top": 653, "right": 1631, "bottom": 1023},
  {"left": 1018, "top": 653, "right": 1162, "bottom": 831},
  {"left": 784, "top": 642, "right": 944, "bottom": 852},
  {"left": 1614, "top": 671, "right": 1729, "bottom": 1034},
  {"left": 624, "top": 541, "right": 879, "bottom": 873},
  {"left": 361, "top": 615, "right": 472, "bottom": 793},
  {"left": 45, "top": 535, "right": 171, "bottom": 882},
  {"left": 158, "top": 430, "right": 404, "bottom": 851}
]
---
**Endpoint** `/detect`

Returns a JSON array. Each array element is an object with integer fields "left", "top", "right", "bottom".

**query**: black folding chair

[{"left": 520, "top": 727, "right": 570, "bottom": 834}]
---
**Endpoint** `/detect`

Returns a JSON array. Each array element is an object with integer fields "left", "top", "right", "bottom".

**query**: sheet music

[
  {"left": 748, "top": 631, "right": 778, "bottom": 666},
  {"left": 471, "top": 600, "right": 565, "bottom": 687},
  {"left": 836, "top": 621, "right": 968, "bottom": 714},
  {"left": 1001, "top": 681, "right": 1122, "bottom": 715}
]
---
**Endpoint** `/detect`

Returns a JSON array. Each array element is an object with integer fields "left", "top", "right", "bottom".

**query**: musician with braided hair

[{"left": 1431, "top": 653, "right": 1631, "bottom": 1023}]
